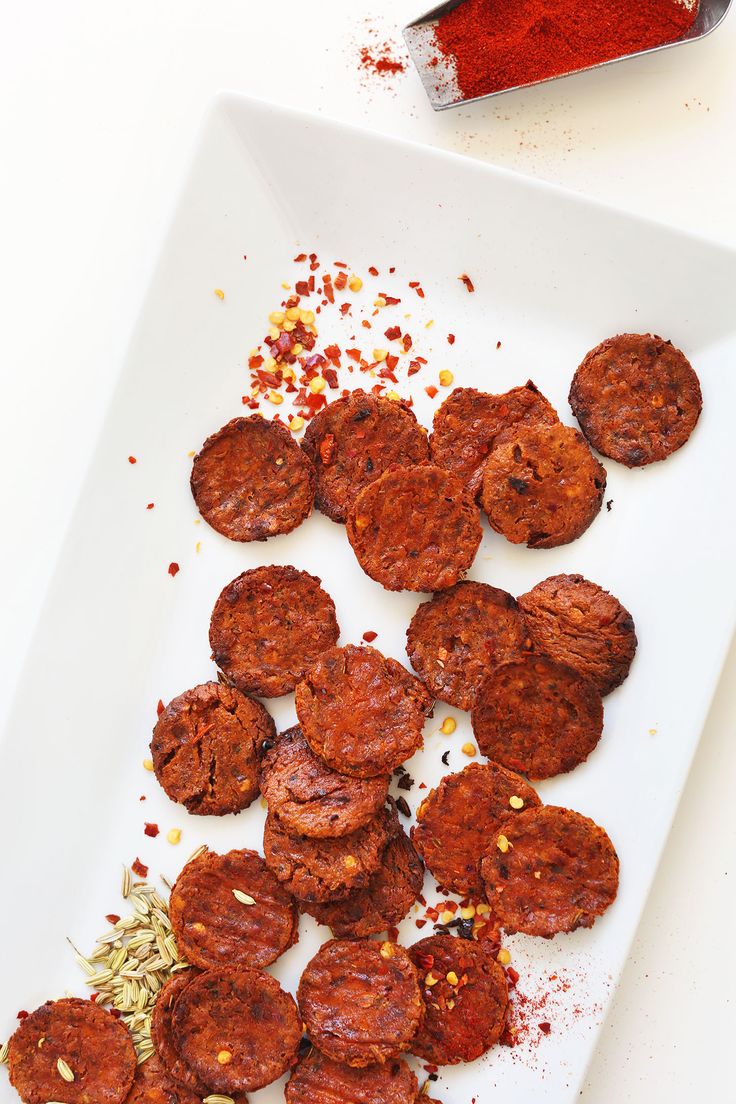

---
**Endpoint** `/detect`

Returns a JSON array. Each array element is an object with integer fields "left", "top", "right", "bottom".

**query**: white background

[{"left": 0, "top": 2, "right": 734, "bottom": 1100}]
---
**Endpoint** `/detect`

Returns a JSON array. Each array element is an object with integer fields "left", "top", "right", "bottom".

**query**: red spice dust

[
  {"left": 131, "top": 858, "right": 149, "bottom": 878},
  {"left": 360, "top": 45, "right": 406, "bottom": 75},
  {"left": 168, "top": 562, "right": 179, "bottom": 577},
  {"left": 434, "top": 0, "right": 698, "bottom": 100},
  {"left": 144, "top": 823, "right": 160, "bottom": 838}
]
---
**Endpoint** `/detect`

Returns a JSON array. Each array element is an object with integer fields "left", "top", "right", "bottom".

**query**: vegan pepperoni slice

[
  {"left": 297, "top": 939, "right": 423, "bottom": 1067},
  {"left": 124, "top": 1052, "right": 208, "bottom": 1104},
  {"left": 151, "top": 682, "right": 273, "bottom": 816},
  {"left": 430, "top": 382, "right": 558, "bottom": 495},
  {"left": 569, "top": 333, "right": 702, "bottom": 466},
  {"left": 302, "top": 827, "right": 425, "bottom": 938},
  {"left": 480, "top": 422, "right": 606, "bottom": 548},
  {"left": 263, "top": 803, "right": 395, "bottom": 903},
  {"left": 151, "top": 973, "right": 205, "bottom": 1094},
  {"left": 481, "top": 805, "right": 619, "bottom": 938},
  {"left": 517, "top": 573, "right": 637, "bottom": 696},
  {"left": 172, "top": 967, "right": 301, "bottom": 1093},
  {"left": 346, "top": 464, "right": 482, "bottom": 592},
  {"left": 168, "top": 848, "right": 298, "bottom": 971},
  {"left": 406, "top": 581, "right": 529, "bottom": 712},
  {"left": 259, "top": 725, "right": 389, "bottom": 839},
  {"left": 191, "top": 414, "right": 315, "bottom": 541},
  {"left": 295, "top": 644, "right": 433, "bottom": 779},
  {"left": 411, "top": 762, "right": 541, "bottom": 896},
  {"left": 8, "top": 997, "right": 136, "bottom": 1104},
  {"left": 409, "top": 935, "right": 508, "bottom": 1065},
  {"left": 301, "top": 390, "right": 430, "bottom": 523},
  {"left": 285, "top": 1047, "right": 419, "bottom": 1104},
  {"left": 209, "top": 565, "right": 339, "bottom": 698},
  {"left": 471, "top": 655, "right": 604, "bottom": 780}
]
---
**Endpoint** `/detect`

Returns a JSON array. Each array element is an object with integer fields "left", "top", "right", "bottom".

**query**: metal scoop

[{"left": 404, "top": 0, "right": 732, "bottom": 110}]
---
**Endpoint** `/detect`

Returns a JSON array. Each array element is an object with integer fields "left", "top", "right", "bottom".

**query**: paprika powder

[{"left": 434, "top": 0, "right": 698, "bottom": 100}]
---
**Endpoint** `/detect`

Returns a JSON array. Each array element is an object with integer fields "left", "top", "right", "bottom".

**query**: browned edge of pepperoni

[
  {"left": 297, "top": 938, "right": 423, "bottom": 1067},
  {"left": 259, "top": 724, "right": 389, "bottom": 838},
  {"left": 151, "top": 972, "right": 206, "bottom": 1094},
  {"left": 191, "top": 414, "right": 315, "bottom": 541},
  {"left": 168, "top": 848, "right": 298, "bottom": 971},
  {"left": 8, "top": 998, "right": 136, "bottom": 1104},
  {"left": 480, "top": 805, "right": 619, "bottom": 938},
  {"left": 408, "top": 934, "right": 508, "bottom": 1064},
  {"left": 124, "top": 1052, "right": 205, "bottom": 1104},
  {"left": 285, "top": 1047, "right": 419, "bottom": 1104},
  {"left": 209, "top": 565, "right": 340, "bottom": 697},
  {"left": 302, "top": 827, "right": 425, "bottom": 938},
  {"left": 411, "top": 762, "right": 541, "bottom": 897},
  {"left": 517, "top": 573, "right": 637, "bottom": 696},
  {"left": 296, "top": 644, "right": 433, "bottom": 778},
  {"left": 480, "top": 422, "right": 606, "bottom": 548},
  {"left": 569, "top": 333, "right": 702, "bottom": 467},
  {"left": 346, "top": 464, "right": 482, "bottom": 592},
  {"left": 429, "top": 381, "right": 558, "bottom": 494},
  {"left": 172, "top": 967, "right": 301, "bottom": 1093},
  {"left": 151, "top": 682, "right": 273, "bottom": 816},
  {"left": 471, "top": 654, "right": 604, "bottom": 780},
  {"left": 263, "top": 802, "right": 397, "bottom": 903},
  {"left": 301, "top": 389, "right": 430, "bottom": 523},
  {"left": 406, "top": 580, "right": 529, "bottom": 712}
]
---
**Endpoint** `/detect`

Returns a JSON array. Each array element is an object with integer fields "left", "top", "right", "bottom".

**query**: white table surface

[{"left": 1, "top": 2, "right": 734, "bottom": 1099}]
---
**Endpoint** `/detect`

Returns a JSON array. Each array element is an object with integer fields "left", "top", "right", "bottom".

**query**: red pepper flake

[
  {"left": 294, "top": 253, "right": 307, "bottom": 262},
  {"left": 248, "top": 354, "right": 264, "bottom": 369},
  {"left": 319, "top": 434, "right": 337, "bottom": 466},
  {"left": 346, "top": 348, "right": 362, "bottom": 363},
  {"left": 407, "top": 362, "right": 421, "bottom": 377},
  {"left": 415, "top": 918, "right": 427, "bottom": 928},
  {"left": 334, "top": 271, "right": 348, "bottom": 291},
  {"left": 447, "top": 333, "right": 456, "bottom": 345},
  {"left": 168, "top": 562, "right": 180, "bottom": 577},
  {"left": 334, "top": 261, "right": 348, "bottom": 269},
  {"left": 381, "top": 294, "right": 401, "bottom": 306},
  {"left": 323, "top": 343, "right": 341, "bottom": 362},
  {"left": 131, "top": 858, "right": 148, "bottom": 878},
  {"left": 144, "top": 822, "right": 160, "bottom": 838},
  {"left": 140, "top": 795, "right": 146, "bottom": 801},
  {"left": 538, "top": 1022, "right": 552, "bottom": 1035},
  {"left": 362, "top": 630, "right": 378, "bottom": 643},
  {"left": 497, "top": 340, "right": 502, "bottom": 349},
  {"left": 506, "top": 966, "right": 520, "bottom": 987},
  {"left": 90, "top": 993, "right": 99, "bottom": 1002},
  {"left": 340, "top": 302, "right": 352, "bottom": 317},
  {"left": 425, "top": 385, "right": 439, "bottom": 399},
  {"left": 295, "top": 280, "right": 310, "bottom": 297},
  {"left": 324, "top": 367, "right": 340, "bottom": 389},
  {"left": 128, "top": 456, "right": 137, "bottom": 464},
  {"left": 109, "top": 1008, "right": 122, "bottom": 1019},
  {"left": 17, "top": 1010, "right": 28, "bottom": 1020},
  {"left": 157, "top": 699, "right": 165, "bottom": 716},
  {"left": 384, "top": 357, "right": 399, "bottom": 375},
  {"left": 418, "top": 782, "right": 427, "bottom": 789},
  {"left": 368, "top": 266, "right": 379, "bottom": 277},
  {"left": 323, "top": 276, "right": 335, "bottom": 305},
  {"left": 105, "top": 914, "right": 121, "bottom": 924},
  {"left": 402, "top": 333, "right": 413, "bottom": 352},
  {"left": 384, "top": 325, "right": 402, "bottom": 341},
  {"left": 459, "top": 273, "right": 475, "bottom": 293}
]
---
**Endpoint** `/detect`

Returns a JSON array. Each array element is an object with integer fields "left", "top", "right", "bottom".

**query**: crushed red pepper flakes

[
  {"left": 538, "top": 1022, "right": 552, "bottom": 1035},
  {"left": 362, "top": 630, "right": 378, "bottom": 643},
  {"left": 131, "top": 858, "right": 148, "bottom": 877},
  {"left": 156, "top": 700, "right": 165, "bottom": 717},
  {"left": 497, "top": 340, "right": 502, "bottom": 349},
  {"left": 17, "top": 1011, "right": 28, "bottom": 1021},
  {"left": 128, "top": 456, "right": 137, "bottom": 464},
  {"left": 368, "top": 266, "right": 379, "bottom": 277},
  {"left": 447, "top": 334, "right": 456, "bottom": 345},
  {"left": 146, "top": 503, "right": 154, "bottom": 510},
  {"left": 459, "top": 273, "right": 475, "bottom": 293},
  {"left": 144, "top": 823, "right": 160, "bottom": 838},
  {"left": 105, "top": 914, "right": 121, "bottom": 925},
  {"left": 425, "top": 385, "right": 439, "bottom": 399},
  {"left": 168, "top": 562, "right": 180, "bottom": 577}
]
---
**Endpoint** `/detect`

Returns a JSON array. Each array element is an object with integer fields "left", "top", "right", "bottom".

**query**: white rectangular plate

[{"left": 2, "top": 94, "right": 735, "bottom": 1104}]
